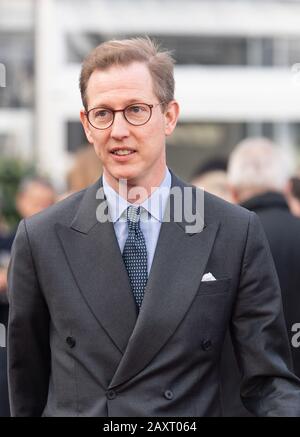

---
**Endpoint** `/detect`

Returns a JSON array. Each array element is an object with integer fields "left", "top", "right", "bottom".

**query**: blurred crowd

[{"left": 1, "top": 137, "right": 300, "bottom": 416}]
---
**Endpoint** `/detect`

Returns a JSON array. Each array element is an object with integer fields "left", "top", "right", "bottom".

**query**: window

[{"left": 0, "top": 32, "right": 34, "bottom": 108}]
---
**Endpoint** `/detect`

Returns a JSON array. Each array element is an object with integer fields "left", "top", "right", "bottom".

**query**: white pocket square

[{"left": 201, "top": 272, "right": 217, "bottom": 282}]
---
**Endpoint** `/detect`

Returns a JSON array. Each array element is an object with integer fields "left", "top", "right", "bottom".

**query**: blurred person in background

[
  {"left": 1, "top": 177, "right": 56, "bottom": 294},
  {"left": 0, "top": 204, "right": 13, "bottom": 417},
  {"left": 15, "top": 176, "right": 56, "bottom": 219},
  {"left": 7, "top": 38, "right": 300, "bottom": 417},
  {"left": 1, "top": 176, "right": 57, "bottom": 295},
  {"left": 0, "top": 202, "right": 14, "bottom": 302},
  {"left": 0, "top": 236, "right": 13, "bottom": 303},
  {"left": 66, "top": 144, "right": 102, "bottom": 193},
  {"left": 191, "top": 157, "right": 233, "bottom": 202},
  {"left": 0, "top": 244, "right": 10, "bottom": 416},
  {"left": 228, "top": 137, "right": 300, "bottom": 378},
  {"left": 286, "top": 174, "right": 300, "bottom": 218}
]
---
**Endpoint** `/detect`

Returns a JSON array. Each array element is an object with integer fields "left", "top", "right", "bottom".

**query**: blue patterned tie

[{"left": 122, "top": 206, "right": 148, "bottom": 309}]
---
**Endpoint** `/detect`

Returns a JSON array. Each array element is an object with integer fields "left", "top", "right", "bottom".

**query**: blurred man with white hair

[
  {"left": 228, "top": 137, "right": 300, "bottom": 378},
  {"left": 228, "top": 137, "right": 292, "bottom": 203}
]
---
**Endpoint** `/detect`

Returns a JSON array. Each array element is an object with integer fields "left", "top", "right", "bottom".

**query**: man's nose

[{"left": 110, "top": 112, "right": 130, "bottom": 139}]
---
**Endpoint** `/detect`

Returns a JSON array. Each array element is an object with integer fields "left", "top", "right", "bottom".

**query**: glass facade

[
  {"left": 0, "top": 31, "right": 34, "bottom": 108},
  {"left": 66, "top": 32, "right": 300, "bottom": 67},
  {"left": 2, "top": 0, "right": 300, "bottom": 182},
  {"left": 0, "top": 0, "right": 34, "bottom": 160}
]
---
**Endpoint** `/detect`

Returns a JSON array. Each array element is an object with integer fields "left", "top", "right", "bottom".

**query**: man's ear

[
  {"left": 229, "top": 185, "right": 240, "bottom": 205},
  {"left": 164, "top": 100, "right": 180, "bottom": 136},
  {"left": 283, "top": 180, "right": 292, "bottom": 198},
  {"left": 80, "top": 109, "right": 94, "bottom": 144}
]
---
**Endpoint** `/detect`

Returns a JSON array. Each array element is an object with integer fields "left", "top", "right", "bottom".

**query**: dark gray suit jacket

[
  {"left": 7, "top": 173, "right": 300, "bottom": 416},
  {"left": 241, "top": 192, "right": 300, "bottom": 378}
]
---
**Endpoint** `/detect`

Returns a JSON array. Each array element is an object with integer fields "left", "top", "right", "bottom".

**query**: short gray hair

[{"left": 228, "top": 137, "right": 293, "bottom": 191}]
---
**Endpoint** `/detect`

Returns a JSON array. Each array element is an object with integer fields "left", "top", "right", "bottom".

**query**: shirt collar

[{"left": 103, "top": 168, "right": 171, "bottom": 223}]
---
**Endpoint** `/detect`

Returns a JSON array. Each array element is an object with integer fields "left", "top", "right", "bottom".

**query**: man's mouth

[{"left": 110, "top": 148, "right": 136, "bottom": 156}]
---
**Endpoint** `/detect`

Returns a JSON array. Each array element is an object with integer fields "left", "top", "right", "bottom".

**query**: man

[
  {"left": 15, "top": 177, "right": 56, "bottom": 220},
  {"left": 8, "top": 38, "right": 300, "bottom": 417},
  {"left": 228, "top": 137, "right": 300, "bottom": 378},
  {"left": 0, "top": 231, "right": 13, "bottom": 417},
  {"left": 0, "top": 176, "right": 56, "bottom": 303}
]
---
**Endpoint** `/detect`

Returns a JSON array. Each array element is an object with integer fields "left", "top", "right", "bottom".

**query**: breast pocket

[{"left": 198, "top": 278, "right": 231, "bottom": 295}]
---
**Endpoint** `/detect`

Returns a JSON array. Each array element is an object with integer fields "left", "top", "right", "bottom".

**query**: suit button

[
  {"left": 106, "top": 390, "right": 117, "bottom": 400},
  {"left": 201, "top": 339, "right": 212, "bottom": 351},
  {"left": 66, "top": 336, "right": 76, "bottom": 348},
  {"left": 164, "top": 390, "right": 174, "bottom": 400}
]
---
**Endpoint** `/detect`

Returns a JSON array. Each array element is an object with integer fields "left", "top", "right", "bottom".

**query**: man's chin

[
  {"left": 108, "top": 168, "right": 141, "bottom": 184},
  {"left": 117, "top": 175, "right": 143, "bottom": 188},
  {"left": 104, "top": 168, "right": 142, "bottom": 186}
]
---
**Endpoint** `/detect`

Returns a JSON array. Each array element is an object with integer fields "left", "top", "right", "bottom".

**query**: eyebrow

[{"left": 90, "top": 99, "right": 148, "bottom": 109}]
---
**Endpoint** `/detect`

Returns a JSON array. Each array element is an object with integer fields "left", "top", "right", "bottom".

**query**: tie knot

[{"left": 127, "top": 206, "right": 141, "bottom": 230}]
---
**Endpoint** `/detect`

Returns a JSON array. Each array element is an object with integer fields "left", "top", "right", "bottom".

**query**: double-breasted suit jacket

[{"left": 7, "top": 173, "right": 300, "bottom": 416}]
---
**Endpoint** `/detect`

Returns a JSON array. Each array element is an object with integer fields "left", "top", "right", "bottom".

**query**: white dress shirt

[{"left": 102, "top": 169, "right": 171, "bottom": 275}]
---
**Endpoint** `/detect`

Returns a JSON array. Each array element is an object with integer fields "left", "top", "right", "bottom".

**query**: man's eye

[
  {"left": 95, "top": 110, "right": 109, "bottom": 118},
  {"left": 128, "top": 105, "right": 144, "bottom": 113}
]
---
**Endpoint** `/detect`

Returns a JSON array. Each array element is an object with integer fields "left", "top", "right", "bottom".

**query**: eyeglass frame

[{"left": 84, "top": 102, "right": 165, "bottom": 130}]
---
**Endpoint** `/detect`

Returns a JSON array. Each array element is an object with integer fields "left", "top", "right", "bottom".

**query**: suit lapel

[
  {"left": 55, "top": 180, "right": 137, "bottom": 354},
  {"left": 109, "top": 176, "right": 220, "bottom": 388},
  {"left": 55, "top": 175, "right": 220, "bottom": 386}
]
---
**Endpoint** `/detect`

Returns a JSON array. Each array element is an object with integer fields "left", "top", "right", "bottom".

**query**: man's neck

[
  {"left": 103, "top": 169, "right": 168, "bottom": 204},
  {"left": 236, "top": 187, "right": 281, "bottom": 204}
]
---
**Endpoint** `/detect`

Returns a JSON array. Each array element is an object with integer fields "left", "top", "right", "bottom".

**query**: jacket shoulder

[
  {"left": 204, "top": 190, "right": 251, "bottom": 224},
  {"left": 171, "top": 171, "right": 251, "bottom": 226}
]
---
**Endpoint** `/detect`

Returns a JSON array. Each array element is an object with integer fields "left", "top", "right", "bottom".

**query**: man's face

[
  {"left": 16, "top": 183, "right": 56, "bottom": 218},
  {"left": 80, "top": 62, "right": 179, "bottom": 192}
]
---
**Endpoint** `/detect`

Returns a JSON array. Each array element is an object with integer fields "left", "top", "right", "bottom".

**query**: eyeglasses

[{"left": 85, "top": 102, "right": 163, "bottom": 130}]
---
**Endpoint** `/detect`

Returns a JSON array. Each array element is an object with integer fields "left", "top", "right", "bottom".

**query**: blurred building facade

[{"left": 1, "top": 0, "right": 300, "bottom": 186}]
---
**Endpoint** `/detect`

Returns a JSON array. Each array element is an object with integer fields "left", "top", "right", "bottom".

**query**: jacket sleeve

[
  {"left": 231, "top": 211, "right": 300, "bottom": 417},
  {"left": 7, "top": 219, "right": 50, "bottom": 417}
]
